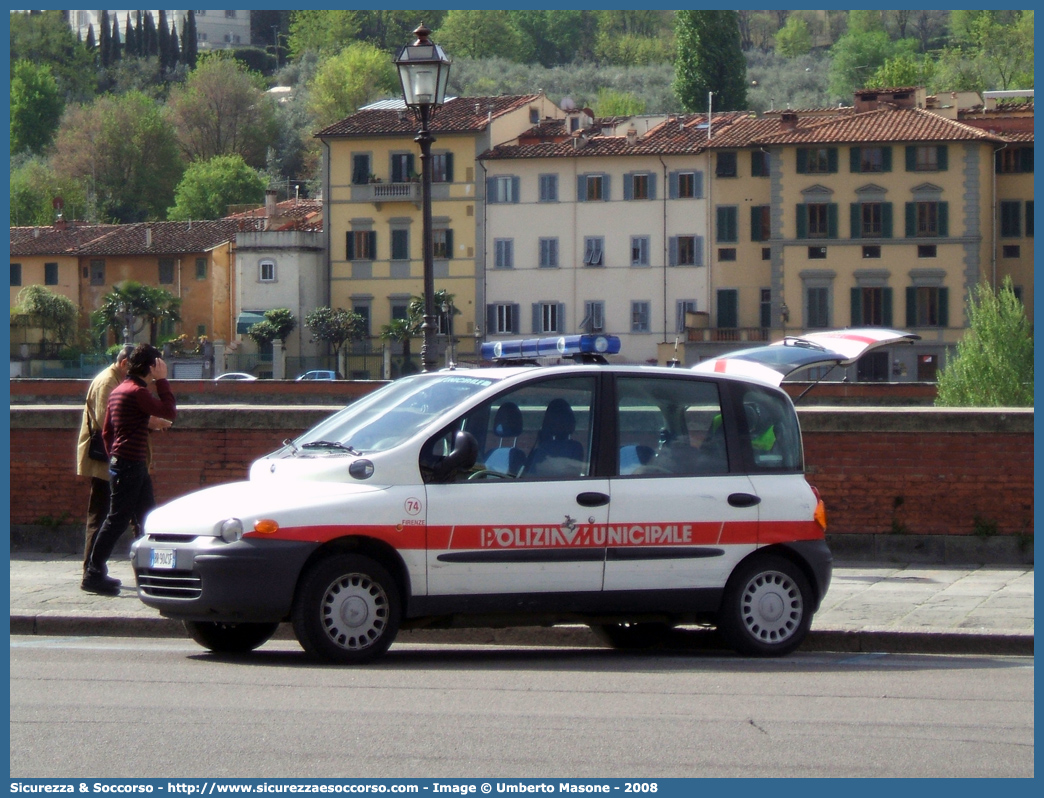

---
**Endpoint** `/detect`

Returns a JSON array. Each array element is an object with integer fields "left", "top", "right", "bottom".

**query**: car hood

[{"left": 691, "top": 328, "right": 920, "bottom": 386}]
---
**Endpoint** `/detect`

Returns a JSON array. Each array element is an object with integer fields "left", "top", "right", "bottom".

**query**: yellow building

[{"left": 316, "top": 93, "right": 566, "bottom": 360}]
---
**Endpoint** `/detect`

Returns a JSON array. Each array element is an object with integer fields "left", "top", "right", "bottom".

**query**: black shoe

[{"left": 81, "top": 572, "right": 121, "bottom": 595}]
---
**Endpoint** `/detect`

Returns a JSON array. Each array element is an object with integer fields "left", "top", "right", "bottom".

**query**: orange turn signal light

[
  {"left": 254, "top": 518, "right": 280, "bottom": 535},
  {"left": 814, "top": 500, "right": 828, "bottom": 532}
]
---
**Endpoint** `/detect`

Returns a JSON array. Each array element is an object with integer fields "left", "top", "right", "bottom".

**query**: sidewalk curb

[{"left": 10, "top": 615, "right": 1034, "bottom": 656}]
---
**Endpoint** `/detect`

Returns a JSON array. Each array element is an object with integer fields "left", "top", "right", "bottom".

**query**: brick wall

[{"left": 10, "top": 404, "right": 1032, "bottom": 538}]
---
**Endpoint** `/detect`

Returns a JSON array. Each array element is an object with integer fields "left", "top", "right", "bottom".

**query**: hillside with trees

[{"left": 10, "top": 9, "right": 1033, "bottom": 226}]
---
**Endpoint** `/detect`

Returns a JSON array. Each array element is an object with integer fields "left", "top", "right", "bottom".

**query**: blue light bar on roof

[{"left": 481, "top": 334, "right": 621, "bottom": 362}]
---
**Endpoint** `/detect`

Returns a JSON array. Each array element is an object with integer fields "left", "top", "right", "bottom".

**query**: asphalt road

[{"left": 10, "top": 636, "right": 1034, "bottom": 779}]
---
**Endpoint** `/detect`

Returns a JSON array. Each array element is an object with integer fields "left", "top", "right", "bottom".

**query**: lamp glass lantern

[{"left": 394, "top": 30, "right": 451, "bottom": 111}]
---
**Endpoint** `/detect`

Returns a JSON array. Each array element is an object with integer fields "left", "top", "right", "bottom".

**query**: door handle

[
  {"left": 576, "top": 492, "right": 610, "bottom": 507},
  {"left": 728, "top": 492, "right": 761, "bottom": 508}
]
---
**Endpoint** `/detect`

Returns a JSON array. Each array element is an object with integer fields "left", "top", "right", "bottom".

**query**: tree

[
  {"left": 181, "top": 10, "right": 198, "bottom": 68},
  {"left": 355, "top": 11, "right": 449, "bottom": 51},
  {"left": 936, "top": 278, "right": 1033, "bottom": 407},
  {"left": 8, "top": 10, "right": 96, "bottom": 102},
  {"left": 15, "top": 285, "right": 79, "bottom": 354},
  {"left": 9, "top": 156, "right": 87, "bottom": 226},
  {"left": 10, "top": 60, "right": 65, "bottom": 155},
  {"left": 50, "top": 91, "right": 184, "bottom": 223},
  {"left": 305, "top": 307, "right": 366, "bottom": 370},
  {"left": 92, "top": 281, "right": 181, "bottom": 347},
  {"left": 167, "top": 155, "right": 267, "bottom": 221},
  {"left": 868, "top": 53, "right": 936, "bottom": 91},
  {"left": 246, "top": 320, "right": 280, "bottom": 352},
  {"left": 166, "top": 55, "right": 278, "bottom": 169},
  {"left": 508, "top": 10, "right": 594, "bottom": 66},
  {"left": 287, "top": 10, "right": 362, "bottom": 59},
  {"left": 673, "top": 11, "right": 748, "bottom": 112},
  {"left": 307, "top": 43, "right": 399, "bottom": 129},
  {"left": 434, "top": 10, "right": 520, "bottom": 60},
  {"left": 934, "top": 11, "right": 1034, "bottom": 92},
  {"left": 594, "top": 88, "right": 646, "bottom": 117},
  {"left": 249, "top": 307, "right": 298, "bottom": 351},
  {"left": 379, "top": 318, "right": 416, "bottom": 376},
  {"left": 828, "top": 29, "right": 915, "bottom": 98},
  {"left": 775, "top": 16, "right": 813, "bottom": 59}
]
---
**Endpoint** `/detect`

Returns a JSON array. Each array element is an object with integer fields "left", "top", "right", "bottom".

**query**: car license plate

[{"left": 150, "top": 548, "right": 176, "bottom": 570}]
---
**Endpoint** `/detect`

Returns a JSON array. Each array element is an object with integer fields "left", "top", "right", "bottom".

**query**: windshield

[{"left": 292, "top": 373, "right": 500, "bottom": 455}]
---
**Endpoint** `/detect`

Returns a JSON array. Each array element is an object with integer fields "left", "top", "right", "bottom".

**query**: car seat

[
  {"left": 482, "top": 401, "right": 525, "bottom": 476},
  {"left": 522, "top": 398, "right": 584, "bottom": 478}
]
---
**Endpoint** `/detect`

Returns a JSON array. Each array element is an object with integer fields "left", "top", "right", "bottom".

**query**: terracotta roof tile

[
  {"left": 753, "top": 107, "right": 1007, "bottom": 146},
  {"left": 10, "top": 224, "right": 120, "bottom": 257},
  {"left": 74, "top": 220, "right": 240, "bottom": 256},
  {"left": 224, "top": 198, "right": 324, "bottom": 231},
  {"left": 316, "top": 94, "right": 543, "bottom": 138}
]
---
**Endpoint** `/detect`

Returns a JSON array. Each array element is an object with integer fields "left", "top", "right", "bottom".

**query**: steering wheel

[{"left": 467, "top": 469, "right": 515, "bottom": 481}]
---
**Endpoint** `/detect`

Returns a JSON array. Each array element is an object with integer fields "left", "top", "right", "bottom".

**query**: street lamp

[{"left": 395, "top": 24, "right": 451, "bottom": 373}]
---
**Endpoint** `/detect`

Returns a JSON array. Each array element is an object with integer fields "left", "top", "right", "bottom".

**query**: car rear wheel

[
  {"left": 292, "top": 554, "right": 401, "bottom": 664},
  {"left": 718, "top": 555, "right": 812, "bottom": 657},
  {"left": 183, "top": 620, "right": 279, "bottom": 654},
  {"left": 590, "top": 622, "right": 672, "bottom": 650}
]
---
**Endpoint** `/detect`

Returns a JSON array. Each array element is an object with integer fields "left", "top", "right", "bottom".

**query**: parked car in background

[
  {"left": 296, "top": 370, "right": 341, "bottom": 381},
  {"left": 215, "top": 372, "right": 258, "bottom": 381}
]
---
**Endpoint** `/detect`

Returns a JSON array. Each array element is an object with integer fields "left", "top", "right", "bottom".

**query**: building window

[
  {"left": 851, "top": 146, "right": 890, "bottom": 173},
  {"left": 798, "top": 147, "right": 837, "bottom": 174},
  {"left": 717, "top": 289, "right": 738, "bottom": 328},
  {"left": 582, "top": 301, "right": 605, "bottom": 333},
  {"left": 677, "top": 299, "right": 697, "bottom": 333},
  {"left": 539, "top": 237, "right": 559, "bottom": 268},
  {"left": 762, "top": 247, "right": 771, "bottom": 260},
  {"left": 1027, "top": 201, "right": 1034, "bottom": 237},
  {"left": 535, "top": 302, "right": 564, "bottom": 334},
  {"left": 583, "top": 237, "right": 604, "bottom": 267},
  {"left": 716, "top": 206, "right": 738, "bottom": 243},
  {"left": 751, "top": 150, "right": 769, "bottom": 177},
  {"left": 352, "top": 303, "right": 371, "bottom": 339},
  {"left": 807, "top": 287, "right": 830, "bottom": 328},
  {"left": 716, "top": 152, "right": 737, "bottom": 178},
  {"left": 808, "top": 246, "right": 827, "bottom": 259},
  {"left": 670, "top": 170, "right": 702, "bottom": 198},
  {"left": 431, "top": 152, "right": 453, "bottom": 183},
  {"left": 538, "top": 174, "right": 558, "bottom": 202},
  {"left": 907, "top": 201, "right": 947, "bottom": 237},
  {"left": 352, "top": 154, "right": 371, "bottom": 185},
  {"left": 1000, "top": 201, "right": 1022, "bottom": 237},
  {"left": 433, "top": 228, "right": 453, "bottom": 259},
  {"left": 861, "top": 202, "right": 883, "bottom": 237},
  {"left": 1002, "top": 245, "right": 1021, "bottom": 258},
  {"left": 851, "top": 287, "right": 892, "bottom": 326},
  {"left": 158, "top": 259, "right": 175, "bottom": 285},
  {"left": 347, "top": 230, "right": 376, "bottom": 260},
  {"left": 197, "top": 324, "right": 207, "bottom": 338},
  {"left": 631, "top": 301, "right": 651, "bottom": 333},
  {"left": 10, "top": 263, "right": 21, "bottom": 286},
  {"left": 391, "top": 229, "right": 409, "bottom": 260},
  {"left": 44, "top": 262, "right": 58, "bottom": 285},
  {"left": 90, "top": 260, "right": 105, "bottom": 286},
  {"left": 259, "top": 260, "right": 276, "bottom": 282},
  {"left": 630, "top": 236, "right": 650, "bottom": 267},
  {"left": 907, "top": 286, "right": 948, "bottom": 328},
  {"left": 625, "top": 172, "right": 654, "bottom": 200},
  {"left": 390, "top": 300, "right": 410, "bottom": 322},
  {"left": 489, "top": 303, "right": 519, "bottom": 334},
  {"left": 391, "top": 153, "right": 414, "bottom": 183},
  {"left": 196, "top": 258, "right": 207, "bottom": 279},
  {"left": 906, "top": 145, "right": 947, "bottom": 172},
  {"left": 494, "top": 239, "right": 514, "bottom": 269},
  {"left": 751, "top": 205, "right": 771, "bottom": 241},
  {"left": 862, "top": 245, "right": 881, "bottom": 259},
  {"left": 718, "top": 248, "right": 737, "bottom": 262},
  {"left": 579, "top": 174, "right": 607, "bottom": 201},
  {"left": 917, "top": 245, "right": 937, "bottom": 258},
  {"left": 488, "top": 175, "right": 519, "bottom": 203},
  {"left": 997, "top": 147, "right": 1033, "bottom": 174},
  {"left": 670, "top": 235, "right": 698, "bottom": 266},
  {"left": 807, "top": 203, "right": 831, "bottom": 238}
]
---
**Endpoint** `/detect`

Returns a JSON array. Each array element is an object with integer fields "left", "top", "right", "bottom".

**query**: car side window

[
  {"left": 738, "top": 386, "right": 803, "bottom": 472},
  {"left": 616, "top": 376, "right": 727, "bottom": 476},
  {"left": 424, "top": 376, "right": 597, "bottom": 482}
]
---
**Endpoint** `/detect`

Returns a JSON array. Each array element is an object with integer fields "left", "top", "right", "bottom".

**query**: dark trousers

[
  {"left": 84, "top": 478, "right": 141, "bottom": 569},
  {"left": 86, "top": 460, "right": 154, "bottom": 577}
]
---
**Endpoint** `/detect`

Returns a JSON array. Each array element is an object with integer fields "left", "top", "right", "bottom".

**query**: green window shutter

[
  {"left": 882, "top": 203, "right": 893, "bottom": 238},
  {"left": 796, "top": 149, "right": 808, "bottom": 174},
  {"left": 850, "top": 147, "right": 861, "bottom": 173},
  {"left": 827, "top": 147, "right": 838, "bottom": 173},
  {"left": 623, "top": 173, "right": 633, "bottom": 200},
  {"left": 368, "top": 231, "right": 377, "bottom": 258},
  {"left": 827, "top": 203, "right": 839, "bottom": 238},
  {"left": 406, "top": 154, "right": 415, "bottom": 178},
  {"left": 1021, "top": 147, "right": 1034, "bottom": 173},
  {"left": 937, "top": 146, "right": 948, "bottom": 171},
  {"left": 346, "top": 232, "right": 354, "bottom": 260},
  {"left": 850, "top": 203, "right": 861, "bottom": 238},
  {"left": 883, "top": 288, "right": 893, "bottom": 327},
  {"left": 796, "top": 204, "right": 807, "bottom": 239},
  {"left": 512, "top": 176, "right": 520, "bottom": 202},
  {"left": 905, "top": 146, "right": 916, "bottom": 172},
  {"left": 905, "top": 202, "right": 916, "bottom": 237},
  {"left": 577, "top": 175, "right": 586, "bottom": 202},
  {"left": 850, "top": 288, "right": 862, "bottom": 326},
  {"left": 882, "top": 147, "right": 892, "bottom": 172},
  {"left": 751, "top": 206, "right": 763, "bottom": 241},
  {"left": 938, "top": 202, "right": 949, "bottom": 236},
  {"left": 445, "top": 152, "right": 454, "bottom": 182},
  {"left": 445, "top": 229, "right": 454, "bottom": 258},
  {"left": 693, "top": 171, "right": 704, "bottom": 198},
  {"left": 938, "top": 287, "right": 949, "bottom": 327},
  {"left": 906, "top": 286, "right": 917, "bottom": 328}
]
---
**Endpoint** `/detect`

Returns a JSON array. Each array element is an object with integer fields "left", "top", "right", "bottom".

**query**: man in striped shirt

[{"left": 82, "top": 343, "right": 177, "bottom": 595}]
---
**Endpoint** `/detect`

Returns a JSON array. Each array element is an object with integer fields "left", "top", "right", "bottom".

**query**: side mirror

[{"left": 433, "top": 431, "right": 479, "bottom": 481}]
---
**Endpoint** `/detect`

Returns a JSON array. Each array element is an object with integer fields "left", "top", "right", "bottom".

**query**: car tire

[
  {"left": 590, "top": 622, "right": 672, "bottom": 650},
  {"left": 183, "top": 620, "right": 280, "bottom": 654},
  {"left": 292, "top": 554, "right": 401, "bottom": 664},
  {"left": 718, "top": 555, "right": 813, "bottom": 657}
]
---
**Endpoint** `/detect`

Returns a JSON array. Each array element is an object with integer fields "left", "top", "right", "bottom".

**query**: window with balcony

[
  {"left": 390, "top": 153, "right": 415, "bottom": 183},
  {"left": 717, "top": 289, "right": 738, "bottom": 328},
  {"left": 351, "top": 154, "right": 371, "bottom": 185}
]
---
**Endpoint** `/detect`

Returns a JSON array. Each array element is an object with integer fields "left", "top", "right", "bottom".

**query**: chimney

[
  {"left": 780, "top": 112, "right": 799, "bottom": 131},
  {"left": 145, "top": 227, "right": 152, "bottom": 249},
  {"left": 626, "top": 126, "right": 638, "bottom": 145},
  {"left": 265, "top": 189, "right": 278, "bottom": 223}
]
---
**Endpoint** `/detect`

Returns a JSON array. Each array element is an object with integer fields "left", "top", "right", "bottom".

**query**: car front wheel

[
  {"left": 718, "top": 555, "right": 812, "bottom": 657},
  {"left": 183, "top": 620, "right": 280, "bottom": 654},
  {"left": 292, "top": 554, "right": 401, "bottom": 664}
]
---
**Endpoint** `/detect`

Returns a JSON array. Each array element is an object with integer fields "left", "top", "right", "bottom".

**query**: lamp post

[{"left": 395, "top": 24, "right": 451, "bottom": 373}]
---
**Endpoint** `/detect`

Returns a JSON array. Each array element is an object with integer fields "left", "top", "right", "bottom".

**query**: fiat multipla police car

[{"left": 131, "top": 328, "right": 917, "bottom": 663}]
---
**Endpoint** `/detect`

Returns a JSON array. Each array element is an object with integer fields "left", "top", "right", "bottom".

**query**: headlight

[{"left": 219, "top": 518, "right": 244, "bottom": 543}]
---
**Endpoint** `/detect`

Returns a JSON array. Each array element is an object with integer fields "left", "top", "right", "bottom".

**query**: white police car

[{"left": 131, "top": 329, "right": 916, "bottom": 663}]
